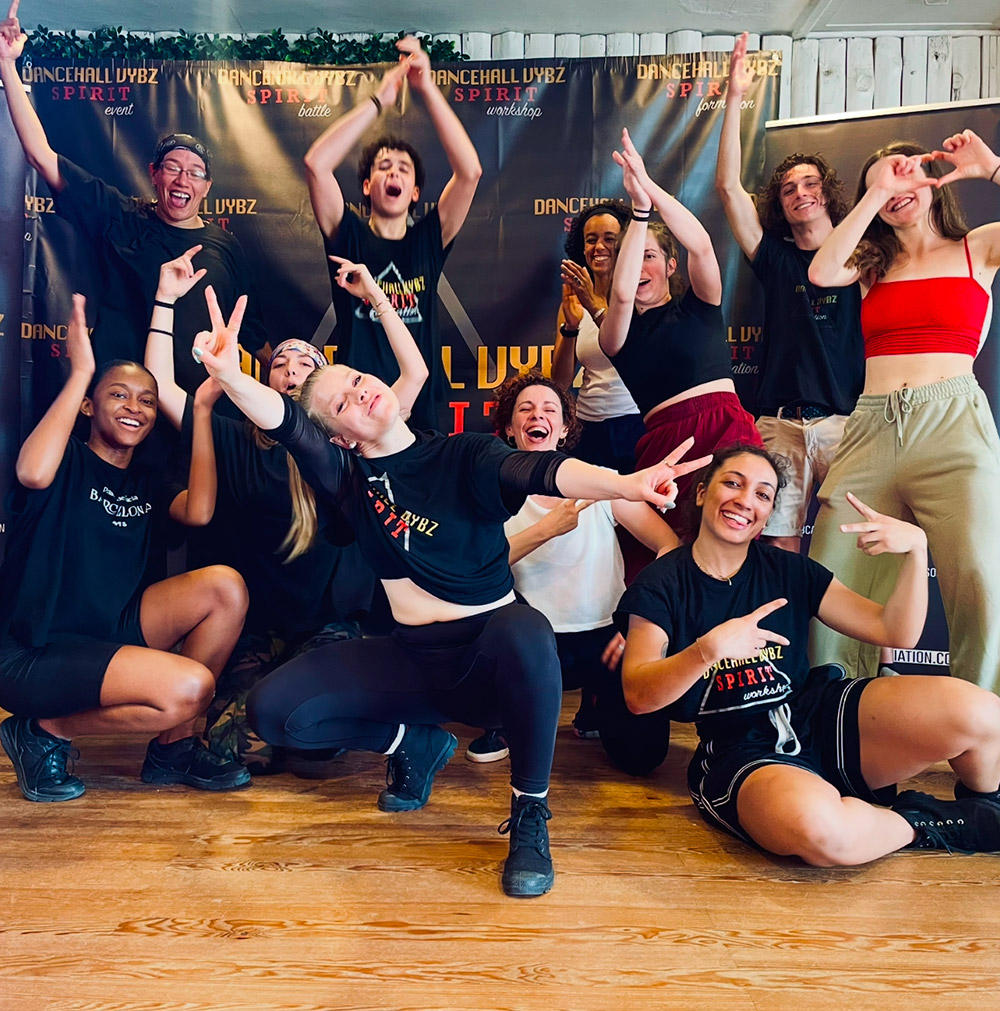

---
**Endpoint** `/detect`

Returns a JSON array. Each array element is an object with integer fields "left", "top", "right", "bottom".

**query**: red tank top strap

[{"left": 963, "top": 234, "right": 974, "bottom": 277}]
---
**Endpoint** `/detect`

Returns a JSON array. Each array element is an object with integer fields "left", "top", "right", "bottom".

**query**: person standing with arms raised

[{"left": 304, "top": 36, "right": 482, "bottom": 431}]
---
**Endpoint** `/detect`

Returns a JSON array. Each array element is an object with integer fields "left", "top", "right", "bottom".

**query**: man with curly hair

[
  {"left": 304, "top": 35, "right": 481, "bottom": 432},
  {"left": 715, "top": 33, "right": 864, "bottom": 553}
]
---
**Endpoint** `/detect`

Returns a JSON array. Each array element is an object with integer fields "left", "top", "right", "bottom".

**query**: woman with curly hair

[
  {"left": 552, "top": 200, "right": 644, "bottom": 472},
  {"left": 807, "top": 129, "right": 1000, "bottom": 693},
  {"left": 465, "top": 370, "right": 677, "bottom": 764}
]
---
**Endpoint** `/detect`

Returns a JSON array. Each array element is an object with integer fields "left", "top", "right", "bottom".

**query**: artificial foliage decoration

[{"left": 21, "top": 26, "right": 468, "bottom": 63}]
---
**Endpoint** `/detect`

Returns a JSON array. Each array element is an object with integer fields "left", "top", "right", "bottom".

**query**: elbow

[
  {"left": 466, "top": 159, "right": 483, "bottom": 183},
  {"left": 15, "top": 464, "right": 49, "bottom": 491},
  {"left": 807, "top": 262, "right": 830, "bottom": 287},
  {"left": 303, "top": 146, "right": 326, "bottom": 178}
]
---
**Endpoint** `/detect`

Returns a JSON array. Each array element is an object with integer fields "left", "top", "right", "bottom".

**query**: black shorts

[
  {"left": 687, "top": 667, "right": 896, "bottom": 845},
  {"left": 0, "top": 595, "right": 147, "bottom": 718}
]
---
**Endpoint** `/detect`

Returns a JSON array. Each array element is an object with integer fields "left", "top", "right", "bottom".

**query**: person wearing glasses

[{"left": 0, "top": 0, "right": 267, "bottom": 401}]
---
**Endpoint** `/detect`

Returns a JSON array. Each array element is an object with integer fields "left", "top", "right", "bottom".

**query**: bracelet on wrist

[
  {"left": 695, "top": 637, "right": 712, "bottom": 669},
  {"left": 147, "top": 327, "right": 174, "bottom": 337},
  {"left": 374, "top": 303, "right": 396, "bottom": 318},
  {"left": 631, "top": 209, "right": 652, "bottom": 222},
  {"left": 592, "top": 306, "right": 607, "bottom": 322},
  {"left": 153, "top": 299, "right": 175, "bottom": 309},
  {"left": 559, "top": 323, "right": 580, "bottom": 338},
  {"left": 370, "top": 94, "right": 383, "bottom": 115},
  {"left": 990, "top": 161, "right": 1000, "bottom": 184}
]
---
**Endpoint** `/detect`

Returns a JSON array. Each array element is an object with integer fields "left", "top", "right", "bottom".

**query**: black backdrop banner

[
  {"left": 762, "top": 100, "right": 1000, "bottom": 676},
  {"left": 0, "top": 86, "right": 26, "bottom": 560},
  {"left": 13, "top": 52, "right": 778, "bottom": 440}
]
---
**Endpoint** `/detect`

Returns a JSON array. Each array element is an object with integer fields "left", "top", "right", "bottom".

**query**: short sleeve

[
  {"left": 614, "top": 559, "right": 678, "bottom": 640},
  {"left": 747, "top": 231, "right": 776, "bottom": 278},
  {"left": 52, "top": 156, "right": 132, "bottom": 243}
]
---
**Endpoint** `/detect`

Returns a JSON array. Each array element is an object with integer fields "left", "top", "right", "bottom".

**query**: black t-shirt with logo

[
  {"left": 609, "top": 288, "right": 731, "bottom": 416},
  {"left": 266, "top": 397, "right": 565, "bottom": 606},
  {"left": 615, "top": 541, "right": 833, "bottom": 744},
  {"left": 53, "top": 156, "right": 267, "bottom": 399},
  {"left": 749, "top": 233, "right": 864, "bottom": 417},
  {"left": 324, "top": 208, "right": 450, "bottom": 431},
  {"left": 0, "top": 438, "right": 180, "bottom": 647},
  {"left": 181, "top": 398, "right": 374, "bottom": 638}
]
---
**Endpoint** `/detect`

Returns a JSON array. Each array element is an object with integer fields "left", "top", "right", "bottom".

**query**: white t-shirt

[
  {"left": 575, "top": 312, "right": 640, "bottom": 422},
  {"left": 505, "top": 493, "right": 624, "bottom": 632}
]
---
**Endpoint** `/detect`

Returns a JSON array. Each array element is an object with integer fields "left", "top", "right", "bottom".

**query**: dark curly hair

[
  {"left": 676, "top": 443, "right": 789, "bottom": 543},
  {"left": 357, "top": 135, "right": 425, "bottom": 211},
  {"left": 492, "top": 369, "right": 583, "bottom": 450},
  {"left": 756, "top": 153, "right": 850, "bottom": 238},
  {"left": 849, "top": 140, "right": 969, "bottom": 282},
  {"left": 563, "top": 200, "right": 631, "bottom": 273}
]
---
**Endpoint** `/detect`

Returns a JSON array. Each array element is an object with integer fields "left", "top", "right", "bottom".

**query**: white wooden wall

[{"left": 147, "top": 28, "right": 1000, "bottom": 121}]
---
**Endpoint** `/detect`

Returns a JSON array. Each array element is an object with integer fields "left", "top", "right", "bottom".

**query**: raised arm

[
  {"left": 816, "top": 493, "right": 928, "bottom": 648},
  {"left": 16, "top": 293, "right": 93, "bottom": 488},
  {"left": 400, "top": 37, "right": 482, "bottom": 246},
  {"left": 611, "top": 499, "right": 680, "bottom": 556},
  {"left": 191, "top": 287, "right": 284, "bottom": 430},
  {"left": 303, "top": 58, "right": 408, "bottom": 239},
  {"left": 623, "top": 597, "right": 789, "bottom": 714},
  {"left": 0, "top": 2, "right": 62, "bottom": 190},
  {"left": 930, "top": 130, "right": 1000, "bottom": 276},
  {"left": 144, "top": 246, "right": 208, "bottom": 429},
  {"left": 168, "top": 378, "right": 222, "bottom": 526},
  {"left": 328, "top": 255, "right": 429, "bottom": 418},
  {"left": 601, "top": 149, "right": 651, "bottom": 358},
  {"left": 618, "top": 128, "right": 722, "bottom": 304},
  {"left": 554, "top": 436, "right": 711, "bottom": 511},
  {"left": 715, "top": 32, "right": 764, "bottom": 260}
]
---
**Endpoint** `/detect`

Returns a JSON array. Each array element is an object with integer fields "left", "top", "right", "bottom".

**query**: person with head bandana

[{"left": 0, "top": 1, "right": 267, "bottom": 413}]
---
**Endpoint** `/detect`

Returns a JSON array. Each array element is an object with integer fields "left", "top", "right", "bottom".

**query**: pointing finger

[{"left": 751, "top": 597, "right": 788, "bottom": 620}]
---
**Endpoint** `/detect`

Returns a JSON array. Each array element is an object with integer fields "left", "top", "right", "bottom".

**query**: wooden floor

[{"left": 1, "top": 696, "right": 999, "bottom": 1011}]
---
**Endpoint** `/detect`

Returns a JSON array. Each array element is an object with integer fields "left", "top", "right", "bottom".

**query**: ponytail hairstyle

[
  {"left": 849, "top": 140, "right": 969, "bottom": 282},
  {"left": 280, "top": 367, "right": 336, "bottom": 561}
]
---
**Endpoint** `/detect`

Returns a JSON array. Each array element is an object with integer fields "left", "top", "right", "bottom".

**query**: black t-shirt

[
  {"left": 181, "top": 399, "right": 373, "bottom": 637},
  {"left": 749, "top": 233, "right": 864, "bottom": 416},
  {"left": 0, "top": 438, "right": 180, "bottom": 647},
  {"left": 324, "top": 208, "right": 450, "bottom": 431},
  {"left": 53, "top": 156, "right": 267, "bottom": 399},
  {"left": 266, "top": 397, "right": 565, "bottom": 606},
  {"left": 608, "top": 288, "right": 731, "bottom": 416},
  {"left": 615, "top": 542, "right": 834, "bottom": 744}
]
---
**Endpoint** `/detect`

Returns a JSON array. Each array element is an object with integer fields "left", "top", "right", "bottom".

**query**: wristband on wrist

[
  {"left": 559, "top": 323, "right": 580, "bottom": 338},
  {"left": 593, "top": 306, "right": 607, "bottom": 322},
  {"left": 370, "top": 94, "right": 383, "bottom": 115},
  {"left": 631, "top": 206, "right": 652, "bottom": 221},
  {"left": 147, "top": 327, "right": 173, "bottom": 337},
  {"left": 153, "top": 299, "right": 175, "bottom": 309}
]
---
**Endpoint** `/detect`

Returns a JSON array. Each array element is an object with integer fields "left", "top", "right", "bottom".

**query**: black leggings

[{"left": 247, "top": 602, "right": 562, "bottom": 795}]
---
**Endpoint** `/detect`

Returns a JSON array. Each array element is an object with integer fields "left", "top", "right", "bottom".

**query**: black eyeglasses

[{"left": 158, "top": 162, "right": 209, "bottom": 181}]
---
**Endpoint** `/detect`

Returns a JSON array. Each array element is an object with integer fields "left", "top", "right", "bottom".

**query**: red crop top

[{"left": 860, "top": 236, "right": 990, "bottom": 358}]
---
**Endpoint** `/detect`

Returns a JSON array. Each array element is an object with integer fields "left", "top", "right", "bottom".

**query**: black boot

[{"left": 499, "top": 793, "right": 554, "bottom": 897}]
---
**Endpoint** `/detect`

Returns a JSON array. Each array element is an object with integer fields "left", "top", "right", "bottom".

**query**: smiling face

[
  {"left": 582, "top": 212, "right": 621, "bottom": 280},
  {"left": 865, "top": 158, "right": 932, "bottom": 229},
  {"left": 506, "top": 384, "right": 568, "bottom": 453},
  {"left": 149, "top": 147, "right": 211, "bottom": 226},
  {"left": 696, "top": 452, "right": 778, "bottom": 544},
  {"left": 82, "top": 364, "right": 158, "bottom": 449},
  {"left": 308, "top": 364, "right": 399, "bottom": 450},
  {"left": 363, "top": 147, "right": 419, "bottom": 219},
  {"left": 268, "top": 349, "right": 321, "bottom": 394},
  {"left": 635, "top": 239, "right": 676, "bottom": 309},
  {"left": 778, "top": 162, "right": 829, "bottom": 227}
]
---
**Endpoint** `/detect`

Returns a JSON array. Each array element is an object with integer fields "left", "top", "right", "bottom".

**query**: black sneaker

[
  {"left": 499, "top": 794, "right": 554, "bottom": 897},
  {"left": 141, "top": 736, "right": 251, "bottom": 791},
  {"left": 378, "top": 725, "right": 457, "bottom": 812},
  {"left": 466, "top": 729, "right": 509, "bottom": 763},
  {"left": 894, "top": 789, "right": 1000, "bottom": 853},
  {"left": 0, "top": 716, "right": 85, "bottom": 803}
]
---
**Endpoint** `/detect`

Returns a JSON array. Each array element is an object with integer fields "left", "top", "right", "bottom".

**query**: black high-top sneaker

[
  {"left": 894, "top": 789, "right": 1000, "bottom": 853},
  {"left": 499, "top": 793, "right": 554, "bottom": 897}
]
